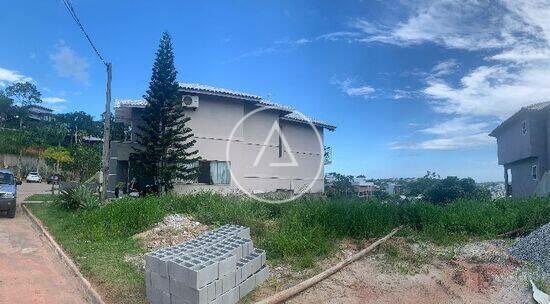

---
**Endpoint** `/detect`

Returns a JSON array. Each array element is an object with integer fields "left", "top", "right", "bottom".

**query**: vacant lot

[{"left": 29, "top": 194, "right": 550, "bottom": 303}]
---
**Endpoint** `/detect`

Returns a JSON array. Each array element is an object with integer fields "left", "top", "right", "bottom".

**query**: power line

[{"left": 61, "top": 0, "right": 107, "bottom": 65}]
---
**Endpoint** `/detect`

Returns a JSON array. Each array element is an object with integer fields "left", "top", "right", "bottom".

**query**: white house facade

[{"left": 108, "top": 83, "right": 336, "bottom": 196}]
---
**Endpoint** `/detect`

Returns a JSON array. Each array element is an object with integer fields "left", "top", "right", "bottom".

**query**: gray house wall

[
  {"left": 506, "top": 158, "right": 538, "bottom": 198},
  {"left": 109, "top": 90, "right": 330, "bottom": 196},
  {"left": 492, "top": 106, "right": 550, "bottom": 197}
]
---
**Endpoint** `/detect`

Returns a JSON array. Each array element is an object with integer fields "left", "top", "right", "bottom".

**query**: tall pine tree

[{"left": 133, "top": 32, "right": 200, "bottom": 193}]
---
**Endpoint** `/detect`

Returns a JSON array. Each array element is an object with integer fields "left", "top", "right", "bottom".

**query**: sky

[{"left": 2, "top": 0, "right": 550, "bottom": 182}]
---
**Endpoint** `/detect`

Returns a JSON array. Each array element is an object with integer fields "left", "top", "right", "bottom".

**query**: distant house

[
  {"left": 26, "top": 105, "right": 54, "bottom": 122},
  {"left": 386, "top": 183, "right": 402, "bottom": 195},
  {"left": 352, "top": 177, "right": 377, "bottom": 198},
  {"left": 490, "top": 101, "right": 550, "bottom": 197},
  {"left": 108, "top": 83, "right": 336, "bottom": 196}
]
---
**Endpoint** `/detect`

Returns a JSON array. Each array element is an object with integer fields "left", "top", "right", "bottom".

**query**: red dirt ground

[{"left": 0, "top": 183, "right": 87, "bottom": 304}]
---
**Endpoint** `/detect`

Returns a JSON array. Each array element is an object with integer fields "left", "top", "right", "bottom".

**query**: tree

[
  {"left": 326, "top": 172, "right": 354, "bottom": 197},
  {"left": 44, "top": 147, "right": 73, "bottom": 173},
  {"left": 67, "top": 145, "right": 101, "bottom": 182},
  {"left": 4, "top": 82, "right": 42, "bottom": 106},
  {"left": 0, "top": 92, "right": 14, "bottom": 127},
  {"left": 404, "top": 172, "right": 491, "bottom": 205},
  {"left": 132, "top": 32, "right": 200, "bottom": 193}
]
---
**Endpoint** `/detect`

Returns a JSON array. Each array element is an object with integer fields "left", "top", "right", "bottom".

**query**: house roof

[
  {"left": 352, "top": 177, "right": 375, "bottom": 187},
  {"left": 114, "top": 99, "right": 148, "bottom": 108},
  {"left": 179, "top": 83, "right": 262, "bottom": 101},
  {"left": 489, "top": 101, "right": 550, "bottom": 137},
  {"left": 26, "top": 104, "right": 54, "bottom": 112},
  {"left": 282, "top": 111, "right": 336, "bottom": 131},
  {"left": 116, "top": 83, "right": 336, "bottom": 131}
]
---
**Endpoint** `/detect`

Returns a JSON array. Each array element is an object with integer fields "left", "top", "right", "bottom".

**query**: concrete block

[
  {"left": 235, "top": 263, "right": 244, "bottom": 284},
  {"left": 151, "top": 289, "right": 171, "bottom": 304},
  {"left": 254, "top": 265, "right": 269, "bottom": 286},
  {"left": 249, "top": 249, "right": 265, "bottom": 274},
  {"left": 221, "top": 271, "right": 236, "bottom": 293},
  {"left": 145, "top": 271, "right": 153, "bottom": 301},
  {"left": 186, "top": 260, "right": 219, "bottom": 289},
  {"left": 170, "top": 279, "right": 207, "bottom": 304},
  {"left": 151, "top": 271, "right": 170, "bottom": 293},
  {"left": 239, "top": 256, "right": 254, "bottom": 281},
  {"left": 215, "top": 279, "right": 223, "bottom": 298},
  {"left": 168, "top": 256, "right": 195, "bottom": 282},
  {"left": 209, "top": 298, "right": 221, "bottom": 304},
  {"left": 239, "top": 275, "right": 256, "bottom": 299},
  {"left": 217, "top": 253, "right": 237, "bottom": 277},
  {"left": 207, "top": 281, "right": 217, "bottom": 302},
  {"left": 220, "top": 287, "right": 239, "bottom": 304}
]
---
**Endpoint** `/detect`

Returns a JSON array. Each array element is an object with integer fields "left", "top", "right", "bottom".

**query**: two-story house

[
  {"left": 490, "top": 101, "right": 550, "bottom": 197},
  {"left": 27, "top": 104, "right": 54, "bottom": 122},
  {"left": 108, "top": 83, "right": 336, "bottom": 196}
]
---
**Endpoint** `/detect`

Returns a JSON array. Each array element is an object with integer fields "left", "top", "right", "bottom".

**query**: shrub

[{"left": 57, "top": 185, "right": 100, "bottom": 210}]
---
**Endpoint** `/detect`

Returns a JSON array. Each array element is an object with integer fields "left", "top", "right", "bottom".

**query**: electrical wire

[{"left": 61, "top": 0, "right": 107, "bottom": 65}]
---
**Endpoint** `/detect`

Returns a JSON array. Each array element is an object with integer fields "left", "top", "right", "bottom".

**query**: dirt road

[{"left": 0, "top": 182, "right": 87, "bottom": 304}]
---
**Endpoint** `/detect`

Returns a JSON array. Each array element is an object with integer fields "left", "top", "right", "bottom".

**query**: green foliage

[
  {"left": 4, "top": 81, "right": 42, "bottom": 106},
  {"left": 58, "top": 186, "right": 100, "bottom": 210},
  {"left": 133, "top": 32, "right": 200, "bottom": 193},
  {"left": 325, "top": 172, "right": 354, "bottom": 197},
  {"left": 67, "top": 145, "right": 101, "bottom": 181},
  {"left": 0, "top": 93, "right": 14, "bottom": 125},
  {"left": 404, "top": 171, "right": 490, "bottom": 205},
  {"left": 56, "top": 111, "right": 103, "bottom": 139}
]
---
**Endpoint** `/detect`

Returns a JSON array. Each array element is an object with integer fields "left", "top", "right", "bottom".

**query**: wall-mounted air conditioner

[{"left": 181, "top": 95, "right": 199, "bottom": 108}]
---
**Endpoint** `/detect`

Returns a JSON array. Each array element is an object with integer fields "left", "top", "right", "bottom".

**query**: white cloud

[
  {"left": 390, "top": 133, "right": 495, "bottom": 150},
  {"left": 43, "top": 97, "right": 67, "bottom": 104},
  {"left": 50, "top": 41, "right": 89, "bottom": 83},
  {"left": 355, "top": 1, "right": 528, "bottom": 51},
  {"left": 420, "top": 117, "right": 491, "bottom": 136},
  {"left": 392, "top": 89, "right": 419, "bottom": 100},
  {"left": 353, "top": 0, "right": 550, "bottom": 150},
  {"left": 431, "top": 59, "right": 459, "bottom": 77},
  {"left": 331, "top": 78, "right": 375, "bottom": 98},
  {"left": 0, "top": 67, "right": 32, "bottom": 87}
]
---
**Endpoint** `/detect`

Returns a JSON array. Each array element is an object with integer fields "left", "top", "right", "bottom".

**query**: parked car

[
  {"left": 26, "top": 172, "right": 42, "bottom": 183},
  {"left": 47, "top": 173, "right": 63, "bottom": 184},
  {"left": 0, "top": 169, "right": 17, "bottom": 218}
]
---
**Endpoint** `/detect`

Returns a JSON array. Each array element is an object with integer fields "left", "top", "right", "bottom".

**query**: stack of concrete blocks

[{"left": 145, "top": 224, "right": 269, "bottom": 304}]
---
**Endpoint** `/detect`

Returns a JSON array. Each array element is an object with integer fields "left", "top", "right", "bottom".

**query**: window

[
  {"left": 198, "top": 161, "right": 230, "bottom": 184},
  {"left": 532, "top": 165, "right": 537, "bottom": 180},
  {"left": 522, "top": 120, "right": 527, "bottom": 135},
  {"left": 0, "top": 173, "right": 14, "bottom": 185}
]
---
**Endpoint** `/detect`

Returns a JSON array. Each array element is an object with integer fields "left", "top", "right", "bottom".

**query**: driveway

[{"left": 0, "top": 182, "right": 87, "bottom": 304}]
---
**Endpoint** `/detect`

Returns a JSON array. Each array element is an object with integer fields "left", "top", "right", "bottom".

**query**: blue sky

[{"left": 3, "top": 0, "right": 550, "bottom": 182}]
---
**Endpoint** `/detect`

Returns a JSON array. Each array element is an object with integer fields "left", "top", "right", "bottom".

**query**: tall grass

[
  {"left": 29, "top": 194, "right": 550, "bottom": 303},
  {"left": 42, "top": 193, "right": 550, "bottom": 263}
]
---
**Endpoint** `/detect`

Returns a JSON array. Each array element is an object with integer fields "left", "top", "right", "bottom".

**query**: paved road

[{"left": 0, "top": 182, "right": 87, "bottom": 304}]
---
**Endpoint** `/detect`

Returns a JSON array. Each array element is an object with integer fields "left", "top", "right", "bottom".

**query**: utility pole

[
  {"left": 100, "top": 63, "right": 112, "bottom": 201},
  {"left": 60, "top": 0, "right": 111, "bottom": 200}
]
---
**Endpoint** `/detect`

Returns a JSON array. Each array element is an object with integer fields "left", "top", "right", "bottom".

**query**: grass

[
  {"left": 28, "top": 194, "right": 550, "bottom": 304},
  {"left": 25, "top": 193, "right": 60, "bottom": 202}
]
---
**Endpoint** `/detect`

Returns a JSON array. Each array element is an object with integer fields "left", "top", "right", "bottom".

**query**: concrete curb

[
  {"left": 22, "top": 204, "right": 107, "bottom": 304},
  {"left": 23, "top": 200, "right": 48, "bottom": 204}
]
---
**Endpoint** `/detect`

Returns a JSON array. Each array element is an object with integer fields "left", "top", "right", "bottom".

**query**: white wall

[{"left": 120, "top": 93, "right": 327, "bottom": 195}]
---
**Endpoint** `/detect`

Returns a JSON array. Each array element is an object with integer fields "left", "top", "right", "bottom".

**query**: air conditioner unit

[{"left": 181, "top": 95, "right": 199, "bottom": 108}]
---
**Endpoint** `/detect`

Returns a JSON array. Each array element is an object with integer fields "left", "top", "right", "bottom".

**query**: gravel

[{"left": 509, "top": 222, "right": 550, "bottom": 274}]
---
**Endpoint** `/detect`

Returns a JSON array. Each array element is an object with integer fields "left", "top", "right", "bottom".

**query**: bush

[{"left": 57, "top": 186, "right": 100, "bottom": 210}]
